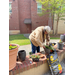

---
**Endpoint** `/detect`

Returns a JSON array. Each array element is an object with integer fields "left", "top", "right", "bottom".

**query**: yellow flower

[
  {"left": 59, "top": 39, "right": 61, "bottom": 42},
  {"left": 50, "top": 56, "right": 54, "bottom": 61},
  {"left": 52, "top": 44, "right": 54, "bottom": 46},
  {"left": 58, "top": 64, "right": 62, "bottom": 70}
]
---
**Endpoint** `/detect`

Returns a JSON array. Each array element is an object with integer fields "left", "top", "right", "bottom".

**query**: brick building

[{"left": 9, "top": 0, "right": 53, "bottom": 34}]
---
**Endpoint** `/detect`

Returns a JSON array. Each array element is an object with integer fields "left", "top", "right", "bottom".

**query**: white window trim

[
  {"left": 37, "top": 2, "right": 42, "bottom": 14},
  {"left": 9, "top": 2, "right": 12, "bottom": 13}
]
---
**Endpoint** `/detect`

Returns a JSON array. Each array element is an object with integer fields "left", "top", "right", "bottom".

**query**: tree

[{"left": 36, "top": 0, "right": 65, "bottom": 35}]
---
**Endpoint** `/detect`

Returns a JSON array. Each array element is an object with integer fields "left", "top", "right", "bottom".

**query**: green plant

[
  {"left": 29, "top": 52, "right": 33, "bottom": 55},
  {"left": 45, "top": 45, "right": 54, "bottom": 50},
  {"left": 59, "top": 39, "right": 63, "bottom": 43},
  {"left": 9, "top": 34, "right": 30, "bottom": 46},
  {"left": 9, "top": 44, "right": 17, "bottom": 50},
  {"left": 31, "top": 54, "right": 40, "bottom": 59},
  {"left": 36, "top": 0, "right": 65, "bottom": 35}
]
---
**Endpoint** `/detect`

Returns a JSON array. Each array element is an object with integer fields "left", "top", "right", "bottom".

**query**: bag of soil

[{"left": 46, "top": 49, "right": 62, "bottom": 75}]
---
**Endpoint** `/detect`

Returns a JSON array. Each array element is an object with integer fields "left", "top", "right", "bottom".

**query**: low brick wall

[
  {"left": 9, "top": 46, "right": 65, "bottom": 75},
  {"left": 9, "top": 54, "right": 49, "bottom": 75}
]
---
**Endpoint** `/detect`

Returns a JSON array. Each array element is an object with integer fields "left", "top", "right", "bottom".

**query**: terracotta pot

[
  {"left": 50, "top": 50, "right": 54, "bottom": 54},
  {"left": 50, "top": 50, "right": 53, "bottom": 52},
  {"left": 9, "top": 44, "right": 19, "bottom": 71},
  {"left": 40, "top": 55, "right": 45, "bottom": 58}
]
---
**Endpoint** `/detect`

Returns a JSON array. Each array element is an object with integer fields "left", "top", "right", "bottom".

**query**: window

[
  {"left": 37, "top": 3, "right": 42, "bottom": 13},
  {"left": 9, "top": 3, "right": 12, "bottom": 13}
]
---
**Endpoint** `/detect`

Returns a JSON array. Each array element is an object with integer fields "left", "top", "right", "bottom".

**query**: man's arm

[
  {"left": 46, "top": 34, "right": 50, "bottom": 45},
  {"left": 35, "top": 31, "right": 43, "bottom": 47}
]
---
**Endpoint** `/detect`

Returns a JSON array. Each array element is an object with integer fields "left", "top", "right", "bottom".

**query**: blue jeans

[{"left": 31, "top": 41, "right": 40, "bottom": 53}]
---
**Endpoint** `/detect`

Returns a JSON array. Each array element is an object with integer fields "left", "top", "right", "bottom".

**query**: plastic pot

[
  {"left": 44, "top": 48, "right": 50, "bottom": 55},
  {"left": 18, "top": 50, "right": 26, "bottom": 62},
  {"left": 60, "top": 34, "right": 65, "bottom": 42},
  {"left": 57, "top": 43, "right": 64, "bottom": 50},
  {"left": 32, "top": 58, "right": 39, "bottom": 62}
]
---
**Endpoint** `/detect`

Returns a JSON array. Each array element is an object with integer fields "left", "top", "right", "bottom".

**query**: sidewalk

[{"left": 18, "top": 39, "right": 59, "bottom": 55}]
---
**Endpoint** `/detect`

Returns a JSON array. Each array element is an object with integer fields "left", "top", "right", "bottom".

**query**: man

[{"left": 29, "top": 26, "right": 51, "bottom": 53}]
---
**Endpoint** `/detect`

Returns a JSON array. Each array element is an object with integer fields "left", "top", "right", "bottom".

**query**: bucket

[
  {"left": 57, "top": 43, "right": 64, "bottom": 50},
  {"left": 18, "top": 50, "right": 26, "bottom": 62}
]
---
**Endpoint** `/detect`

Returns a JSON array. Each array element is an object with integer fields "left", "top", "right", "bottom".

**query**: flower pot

[
  {"left": 60, "top": 34, "right": 65, "bottom": 42},
  {"left": 44, "top": 48, "right": 50, "bottom": 55},
  {"left": 18, "top": 50, "right": 26, "bottom": 62},
  {"left": 57, "top": 42, "right": 64, "bottom": 50},
  {"left": 40, "top": 55, "right": 45, "bottom": 58},
  {"left": 9, "top": 44, "right": 19, "bottom": 71},
  {"left": 32, "top": 58, "right": 39, "bottom": 62}
]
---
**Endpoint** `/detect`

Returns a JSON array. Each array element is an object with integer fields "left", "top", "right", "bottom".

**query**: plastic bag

[{"left": 46, "top": 49, "right": 62, "bottom": 75}]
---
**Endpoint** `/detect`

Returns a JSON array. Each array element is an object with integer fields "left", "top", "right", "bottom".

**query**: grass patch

[
  {"left": 9, "top": 34, "right": 30, "bottom": 46},
  {"left": 50, "top": 34, "right": 60, "bottom": 39},
  {"left": 50, "top": 37, "right": 60, "bottom": 39},
  {"left": 9, "top": 34, "right": 60, "bottom": 46}
]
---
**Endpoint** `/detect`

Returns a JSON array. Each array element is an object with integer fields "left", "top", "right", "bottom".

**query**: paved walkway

[{"left": 18, "top": 39, "right": 59, "bottom": 55}]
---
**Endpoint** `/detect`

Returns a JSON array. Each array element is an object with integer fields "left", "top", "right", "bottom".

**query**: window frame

[
  {"left": 9, "top": 2, "right": 12, "bottom": 13},
  {"left": 37, "top": 2, "right": 42, "bottom": 14}
]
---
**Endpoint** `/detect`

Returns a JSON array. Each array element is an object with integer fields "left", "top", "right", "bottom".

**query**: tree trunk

[
  {"left": 52, "top": 14, "right": 53, "bottom": 30},
  {"left": 55, "top": 14, "right": 59, "bottom": 35},
  {"left": 55, "top": 20, "right": 58, "bottom": 35},
  {"left": 52, "top": 13, "right": 54, "bottom": 34}
]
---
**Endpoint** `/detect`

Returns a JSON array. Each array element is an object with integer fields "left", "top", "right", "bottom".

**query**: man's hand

[
  {"left": 46, "top": 43, "right": 49, "bottom": 45},
  {"left": 43, "top": 45, "right": 45, "bottom": 48}
]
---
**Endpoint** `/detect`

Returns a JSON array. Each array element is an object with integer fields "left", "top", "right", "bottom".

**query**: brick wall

[
  {"left": 9, "top": 0, "right": 50, "bottom": 34},
  {"left": 18, "top": 0, "right": 31, "bottom": 33},
  {"left": 31, "top": 0, "right": 49, "bottom": 30},
  {"left": 9, "top": 0, "right": 20, "bottom": 30}
]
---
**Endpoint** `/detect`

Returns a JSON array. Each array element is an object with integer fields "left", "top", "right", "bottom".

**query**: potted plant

[
  {"left": 9, "top": 44, "right": 19, "bottom": 71},
  {"left": 45, "top": 43, "right": 55, "bottom": 53},
  {"left": 29, "top": 51, "right": 33, "bottom": 58},
  {"left": 49, "top": 46, "right": 54, "bottom": 53},
  {"left": 31, "top": 54, "right": 40, "bottom": 62},
  {"left": 44, "top": 46, "right": 50, "bottom": 55},
  {"left": 57, "top": 39, "right": 64, "bottom": 50},
  {"left": 60, "top": 34, "right": 65, "bottom": 42}
]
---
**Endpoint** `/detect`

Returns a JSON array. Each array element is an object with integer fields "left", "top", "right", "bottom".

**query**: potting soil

[{"left": 46, "top": 49, "right": 62, "bottom": 75}]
